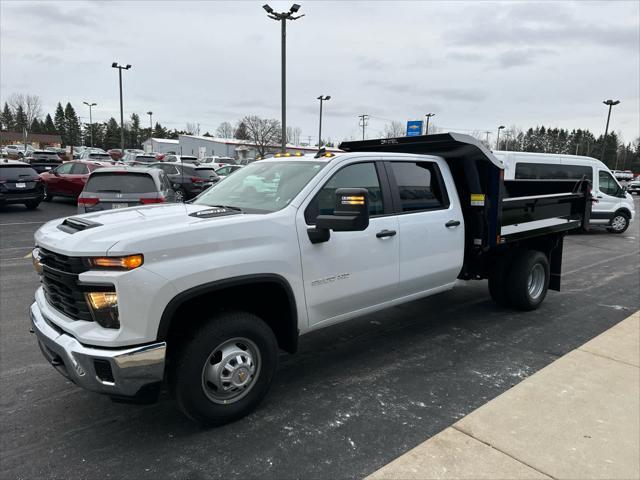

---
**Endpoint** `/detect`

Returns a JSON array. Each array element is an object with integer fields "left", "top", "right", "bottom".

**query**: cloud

[
  {"left": 496, "top": 48, "right": 556, "bottom": 68},
  {"left": 5, "top": 2, "right": 99, "bottom": 28}
]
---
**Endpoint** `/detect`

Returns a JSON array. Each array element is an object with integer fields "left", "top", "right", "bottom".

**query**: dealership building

[{"left": 143, "top": 135, "right": 339, "bottom": 160}]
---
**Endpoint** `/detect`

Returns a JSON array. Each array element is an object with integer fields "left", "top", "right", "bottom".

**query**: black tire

[
  {"left": 488, "top": 255, "right": 511, "bottom": 307},
  {"left": 43, "top": 187, "right": 53, "bottom": 202},
  {"left": 25, "top": 200, "right": 41, "bottom": 210},
  {"left": 505, "top": 250, "right": 550, "bottom": 311},
  {"left": 169, "top": 311, "right": 278, "bottom": 426},
  {"left": 607, "top": 212, "right": 629, "bottom": 234}
]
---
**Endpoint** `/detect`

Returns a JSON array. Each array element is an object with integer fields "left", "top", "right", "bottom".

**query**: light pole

[
  {"left": 601, "top": 99, "right": 620, "bottom": 163},
  {"left": 496, "top": 125, "right": 505, "bottom": 150},
  {"left": 424, "top": 113, "right": 435, "bottom": 135},
  {"left": 111, "top": 62, "right": 131, "bottom": 152},
  {"left": 78, "top": 116, "right": 84, "bottom": 146},
  {"left": 317, "top": 95, "right": 330, "bottom": 148},
  {"left": 263, "top": 4, "right": 304, "bottom": 153},
  {"left": 83, "top": 101, "right": 97, "bottom": 148}
]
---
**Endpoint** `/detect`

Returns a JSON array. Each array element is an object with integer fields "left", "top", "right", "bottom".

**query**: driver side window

[
  {"left": 56, "top": 163, "right": 74, "bottom": 174},
  {"left": 599, "top": 171, "right": 620, "bottom": 196},
  {"left": 305, "top": 162, "right": 384, "bottom": 224}
]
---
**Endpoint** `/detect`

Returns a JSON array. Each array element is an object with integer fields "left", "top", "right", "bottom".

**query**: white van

[{"left": 495, "top": 151, "right": 635, "bottom": 234}]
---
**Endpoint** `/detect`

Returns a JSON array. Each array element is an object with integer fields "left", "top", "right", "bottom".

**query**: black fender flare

[{"left": 157, "top": 273, "right": 299, "bottom": 352}]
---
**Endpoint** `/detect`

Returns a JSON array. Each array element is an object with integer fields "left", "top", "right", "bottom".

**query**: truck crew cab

[{"left": 30, "top": 134, "right": 592, "bottom": 425}]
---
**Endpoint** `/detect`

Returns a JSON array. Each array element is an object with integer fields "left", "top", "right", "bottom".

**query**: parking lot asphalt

[{"left": 1, "top": 197, "right": 639, "bottom": 480}]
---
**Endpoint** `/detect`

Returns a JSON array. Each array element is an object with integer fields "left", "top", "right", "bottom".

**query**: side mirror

[
  {"left": 53, "top": 170, "right": 60, "bottom": 176},
  {"left": 308, "top": 188, "right": 370, "bottom": 244}
]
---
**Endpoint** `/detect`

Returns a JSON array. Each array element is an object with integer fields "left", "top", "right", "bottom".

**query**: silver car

[{"left": 77, "top": 166, "right": 178, "bottom": 213}]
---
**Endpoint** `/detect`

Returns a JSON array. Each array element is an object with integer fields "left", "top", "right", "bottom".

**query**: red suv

[{"left": 40, "top": 161, "right": 111, "bottom": 201}]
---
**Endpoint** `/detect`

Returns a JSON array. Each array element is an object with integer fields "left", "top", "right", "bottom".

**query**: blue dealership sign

[{"left": 406, "top": 120, "right": 423, "bottom": 136}]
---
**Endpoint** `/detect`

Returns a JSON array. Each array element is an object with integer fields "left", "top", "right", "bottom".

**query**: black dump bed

[{"left": 339, "top": 133, "right": 592, "bottom": 280}]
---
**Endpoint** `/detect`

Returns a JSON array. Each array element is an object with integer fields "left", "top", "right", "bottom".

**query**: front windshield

[{"left": 193, "top": 160, "right": 325, "bottom": 213}]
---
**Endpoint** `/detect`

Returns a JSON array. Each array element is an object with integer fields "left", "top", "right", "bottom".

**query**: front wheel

[
  {"left": 607, "top": 213, "right": 629, "bottom": 234},
  {"left": 43, "top": 187, "right": 53, "bottom": 202},
  {"left": 169, "top": 311, "right": 278, "bottom": 426},
  {"left": 506, "top": 250, "right": 550, "bottom": 311}
]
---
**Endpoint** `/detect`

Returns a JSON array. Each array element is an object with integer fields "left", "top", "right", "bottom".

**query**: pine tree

[
  {"left": 234, "top": 121, "right": 250, "bottom": 140},
  {"left": 14, "top": 105, "right": 28, "bottom": 132},
  {"left": 30, "top": 118, "right": 42, "bottom": 133},
  {"left": 1, "top": 102, "right": 14, "bottom": 130},
  {"left": 153, "top": 122, "right": 167, "bottom": 138},
  {"left": 44, "top": 114, "right": 56, "bottom": 134},
  {"left": 128, "top": 113, "right": 141, "bottom": 148},
  {"left": 64, "top": 102, "right": 81, "bottom": 146},
  {"left": 104, "top": 118, "right": 121, "bottom": 149},
  {"left": 54, "top": 103, "right": 66, "bottom": 141}
]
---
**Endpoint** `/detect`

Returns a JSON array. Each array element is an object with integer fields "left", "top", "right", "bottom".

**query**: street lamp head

[
  {"left": 603, "top": 99, "right": 620, "bottom": 106},
  {"left": 262, "top": 4, "right": 273, "bottom": 13},
  {"left": 125, "top": 64, "right": 131, "bottom": 69},
  {"left": 290, "top": 3, "right": 301, "bottom": 13},
  {"left": 498, "top": 125, "right": 505, "bottom": 130},
  {"left": 111, "top": 62, "right": 118, "bottom": 68},
  {"left": 325, "top": 95, "right": 331, "bottom": 101},
  {"left": 147, "top": 111, "right": 153, "bottom": 115}
]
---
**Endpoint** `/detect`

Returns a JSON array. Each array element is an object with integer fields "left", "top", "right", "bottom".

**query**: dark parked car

[
  {"left": 215, "top": 164, "right": 243, "bottom": 178},
  {"left": 162, "top": 154, "right": 199, "bottom": 165},
  {"left": 124, "top": 153, "right": 160, "bottom": 166},
  {"left": 0, "top": 161, "right": 45, "bottom": 209},
  {"left": 40, "top": 160, "right": 111, "bottom": 201},
  {"left": 77, "top": 166, "right": 178, "bottom": 213},
  {"left": 148, "top": 162, "right": 220, "bottom": 201},
  {"left": 25, "top": 150, "right": 63, "bottom": 173}
]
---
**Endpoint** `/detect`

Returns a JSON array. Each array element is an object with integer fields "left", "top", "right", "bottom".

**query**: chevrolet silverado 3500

[{"left": 30, "top": 133, "right": 591, "bottom": 425}]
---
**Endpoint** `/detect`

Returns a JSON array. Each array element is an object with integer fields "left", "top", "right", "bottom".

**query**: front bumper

[
  {"left": 30, "top": 301, "right": 166, "bottom": 398},
  {"left": 0, "top": 192, "right": 44, "bottom": 204}
]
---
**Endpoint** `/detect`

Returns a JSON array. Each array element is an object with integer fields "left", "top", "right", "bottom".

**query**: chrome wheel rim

[
  {"left": 527, "top": 263, "right": 545, "bottom": 300},
  {"left": 611, "top": 215, "right": 626, "bottom": 231},
  {"left": 201, "top": 337, "right": 260, "bottom": 405}
]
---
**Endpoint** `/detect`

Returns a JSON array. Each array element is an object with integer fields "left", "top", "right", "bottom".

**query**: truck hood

[{"left": 34, "top": 203, "right": 241, "bottom": 256}]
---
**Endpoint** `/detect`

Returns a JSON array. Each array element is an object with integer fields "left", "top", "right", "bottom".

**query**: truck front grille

[{"left": 39, "top": 249, "right": 93, "bottom": 321}]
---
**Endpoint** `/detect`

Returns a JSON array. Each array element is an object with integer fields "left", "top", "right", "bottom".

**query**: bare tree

[
  {"left": 383, "top": 121, "right": 405, "bottom": 138},
  {"left": 286, "top": 126, "right": 302, "bottom": 145},
  {"left": 215, "top": 121, "right": 234, "bottom": 139},
  {"left": 8, "top": 93, "right": 42, "bottom": 127},
  {"left": 185, "top": 122, "right": 198, "bottom": 135},
  {"left": 242, "top": 115, "right": 281, "bottom": 157}
]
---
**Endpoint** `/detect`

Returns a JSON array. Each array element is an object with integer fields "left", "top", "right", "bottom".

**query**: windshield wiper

[{"left": 207, "top": 204, "right": 244, "bottom": 212}]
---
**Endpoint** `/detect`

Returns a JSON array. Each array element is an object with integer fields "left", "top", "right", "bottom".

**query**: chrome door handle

[
  {"left": 376, "top": 229, "right": 397, "bottom": 238},
  {"left": 445, "top": 220, "right": 461, "bottom": 228}
]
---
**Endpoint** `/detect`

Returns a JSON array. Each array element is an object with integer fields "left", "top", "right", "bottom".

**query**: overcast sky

[{"left": 1, "top": 0, "right": 638, "bottom": 145}]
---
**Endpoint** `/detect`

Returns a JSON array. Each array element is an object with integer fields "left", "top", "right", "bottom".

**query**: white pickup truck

[{"left": 30, "top": 134, "right": 592, "bottom": 425}]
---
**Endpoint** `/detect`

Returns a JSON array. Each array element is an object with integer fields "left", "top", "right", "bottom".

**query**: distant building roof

[
  {"left": 178, "top": 134, "right": 341, "bottom": 152},
  {"left": 143, "top": 138, "right": 180, "bottom": 144},
  {"left": 0, "top": 131, "right": 62, "bottom": 144}
]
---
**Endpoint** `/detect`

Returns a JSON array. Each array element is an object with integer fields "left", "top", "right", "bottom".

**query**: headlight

[
  {"left": 89, "top": 254, "right": 143, "bottom": 270},
  {"left": 32, "top": 247, "right": 43, "bottom": 274},
  {"left": 85, "top": 291, "right": 120, "bottom": 329}
]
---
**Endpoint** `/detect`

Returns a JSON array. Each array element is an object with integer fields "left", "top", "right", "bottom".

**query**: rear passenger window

[
  {"left": 70, "top": 163, "right": 89, "bottom": 174},
  {"left": 515, "top": 163, "right": 592, "bottom": 180},
  {"left": 390, "top": 162, "right": 448, "bottom": 212},
  {"left": 305, "top": 162, "right": 384, "bottom": 224}
]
